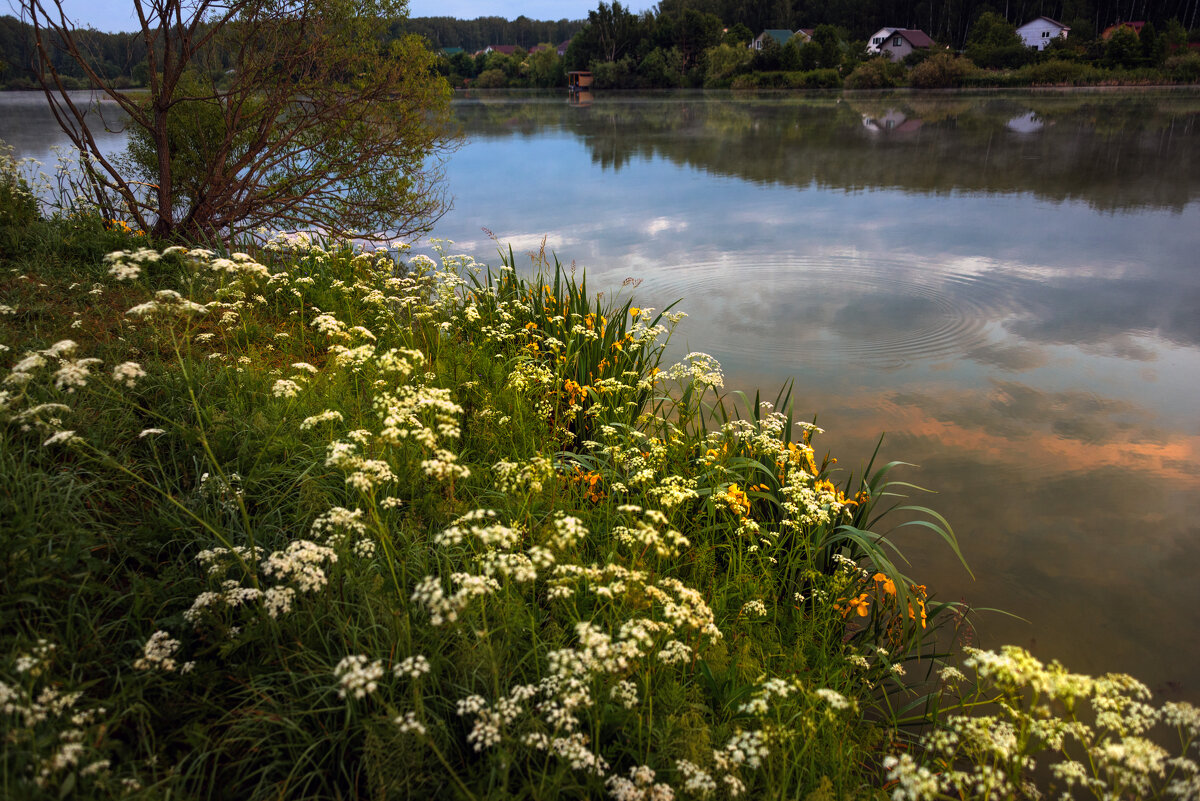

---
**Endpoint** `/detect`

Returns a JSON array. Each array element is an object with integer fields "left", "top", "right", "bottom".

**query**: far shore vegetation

[
  {"left": 3, "top": 3, "right": 1200, "bottom": 94},
  {"left": 3, "top": 0, "right": 1200, "bottom": 798}
]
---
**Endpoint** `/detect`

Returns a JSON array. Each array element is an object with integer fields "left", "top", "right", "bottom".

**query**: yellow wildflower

[
  {"left": 872, "top": 572, "right": 896, "bottom": 596},
  {"left": 720, "top": 483, "right": 751, "bottom": 517},
  {"left": 839, "top": 593, "right": 871, "bottom": 618}
]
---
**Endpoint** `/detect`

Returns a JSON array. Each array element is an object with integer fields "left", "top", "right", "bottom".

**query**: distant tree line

[
  {"left": 0, "top": 14, "right": 150, "bottom": 89},
  {"left": 651, "top": 0, "right": 1199, "bottom": 49},
  {"left": 430, "top": 1, "right": 1200, "bottom": 90},
  {"left": 3, "top": 1, "right": 1199, "bottom": 93},
  {"left": 0, "top": 13, "right": 584, "bottom": 90},
  {"left": 395, "top": 16, "right": 583, "bottom": 52}
]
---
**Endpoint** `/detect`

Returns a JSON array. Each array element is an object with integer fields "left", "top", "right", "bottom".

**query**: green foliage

[
  {"left": 1018, "top": 58, "right": 1093, "bottom": 85},
  {"left": 730, "top": 69, "right": 842, "bottom": 90},
  {"left": 723, "top": 23, "right": 754, "bottom": 47},
  {"left": 809, "top": 25, "right": 847, "bottom": 70},
  {"left": 1164, "top": 19, "right": 1189, "bottom": 49},
  {"left": 1166, "top": 51, "right": 1200, "bottom": 82},
  {"left": 0, "top": 142, "right": 38, "bottom": 229},
  {"left": 122, "top": 72, "right": 256, "bottom": 220},
  {"left": 750, "top": 36, "right": 784, "bottom": 72},
  {"left": 779, "top": 29, "right": 848, "bottom": 74},
  {"left": 567, "top": 0, "right": 642, "bottom": 68},
  {"left": 704, "top": 42, "right": 753, "bottom": 86},
  {"left": 965, "top": 12, "right": 1022, "bottom": 50},
  {"left": 0, "top": 206, "right": 977, "bottom": 799},
  {"left": 1140, "top": 22, "right": 1166, "bottom": 65},
  {"left": 1104, "top": 26, "right": 1143, "bottom": 68},
  {"left": 883, "top": 646, "right": 1200, "bottom": 800},
  {"left": 844, "top": 58, "right": 903, "bottom": 89},
  {"left": 26, "top": 1, "right": 455, "bottom": 242},
  {"left": 525, "top": 44, "right": 567, "bottom": 87},
  {"left": 908, "top": 53, "right": 978, "bottom": 87},
  {"left": 638, "top": 46, "right": 687, "bottom": 87},
  {"left": 782, "top": 38, "right": 817, "bottom": 72},
  {"left": 965, "top": 12, "right": 1034, "bottom": 69},
  {"left": 473, "top": 67, "right": 507, "bottom": 88},
  {"left": 400, "top": 15, "right": 582, "bottom": 55},
  {"left": 674, "top": 8, "right": 723, "bottom": 69}
]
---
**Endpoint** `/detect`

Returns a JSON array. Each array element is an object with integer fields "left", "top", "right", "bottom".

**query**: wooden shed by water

[{"left": 567, "top": 71, "right": 593, "bottom": 94}]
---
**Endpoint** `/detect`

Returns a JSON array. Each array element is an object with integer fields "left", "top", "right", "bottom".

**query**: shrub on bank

[
  {"left": 844, "top": 58, "right": 904, "bottom": 89},
  {"left": 907, "top": 53, "right": 979, "bottom": 88},
  {"left": 1016, "top": 58, "right": 1094, "bottom": 85},
  {"left": 730, "top": 68, "right": 841, "bottom": 90},
  {"left": 0, "top": 144, "right": 39, "bottom": 229},
  {"left": 1166, "top": 51, "right": 1200, "bottom": 82}
]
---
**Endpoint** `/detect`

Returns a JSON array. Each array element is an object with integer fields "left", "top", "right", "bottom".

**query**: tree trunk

[{"left": 152, "top": 102, "right": 173, "bottom": 237}]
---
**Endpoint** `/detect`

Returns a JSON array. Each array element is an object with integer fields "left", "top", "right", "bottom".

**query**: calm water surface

[
  {"left": 438, "top": 89, "right": 1200, "bottom": 701},
  {"left": 4, "top": 89, "right": 1198, "bottom": 700}
]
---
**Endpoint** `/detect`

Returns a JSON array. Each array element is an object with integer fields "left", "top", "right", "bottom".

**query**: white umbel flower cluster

[{"left": 334, "top": 655, "right": 384, "bottom": 699}]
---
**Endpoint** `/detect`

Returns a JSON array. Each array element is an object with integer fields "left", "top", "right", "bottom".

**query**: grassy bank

[{"left": 3, "top": 172, "right": 1199, "bottom": 797}]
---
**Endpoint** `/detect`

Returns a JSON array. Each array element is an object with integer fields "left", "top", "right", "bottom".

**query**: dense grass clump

[{"left": 3, "top": 164, "right": 1199, "bottom": 799}]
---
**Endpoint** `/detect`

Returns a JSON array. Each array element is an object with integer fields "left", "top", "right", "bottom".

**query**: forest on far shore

[{"left": 1, "top": 1, "right": 1199, "bottom": 91}]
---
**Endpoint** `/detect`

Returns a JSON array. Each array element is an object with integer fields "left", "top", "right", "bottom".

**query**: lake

[{"left": 3, "top": 88, "right": 1198, "bottom": 701}]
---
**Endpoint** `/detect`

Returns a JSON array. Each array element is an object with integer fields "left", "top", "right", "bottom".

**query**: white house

[
  {"left": 1016, "top": 17, "right": 1070, "bottom": 50},
  {"left": 866, "top": 28, "right": 935, "bottom": 61},
  {"left": 867, "top": 27, "right": 897, "bottom": 53}
]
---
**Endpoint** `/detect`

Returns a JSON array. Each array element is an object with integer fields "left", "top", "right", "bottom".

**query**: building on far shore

[
  {"left": 866, "top": 28, "right": 935, "bottom": 62},
  {"left": 1016, "top": 17, "right": 1071, "bottom": 50},
  {"left": 751, "top": 29, "right": 796, "bottom": 50}
]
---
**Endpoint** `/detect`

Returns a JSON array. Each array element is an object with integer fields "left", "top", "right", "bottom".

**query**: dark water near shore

[{"left": 4, "top": 88, "right": 1199, "bottom": 701}]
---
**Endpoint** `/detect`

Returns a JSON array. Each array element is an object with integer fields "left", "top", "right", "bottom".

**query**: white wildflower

[
  {"left": 133, "top": 630, "right": 182, "bottom": 672},
  {"left": 814, "top": 688, "right": 850, "bottom": 710},
  {"left": 740, "top": 599, "right": 768, "bottom": 618},
  {"left": 272, "top": 379, "right": 302, "bottom": 398},
  {"left": 54, "top": 357, "right": 102, "bottom": 392},
  {"left": 394, "top": 655, "right": 431, "bottom": 680},
  {"left": 395, "top": 711, "right": 426, "bottom": 735},
  {"left": 334, "top": 655, "right": 384, "bottom": 699},
  {"left": 43, "top": 430, "right": 82, "bottom": 447},
  {"left": 112, "top": 361, "right": 146, "bottom": 388}
]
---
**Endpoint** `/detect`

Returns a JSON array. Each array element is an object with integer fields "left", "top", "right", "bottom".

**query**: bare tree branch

[{"left": 20, "top": 0, "right": 457, "bottom": 242}]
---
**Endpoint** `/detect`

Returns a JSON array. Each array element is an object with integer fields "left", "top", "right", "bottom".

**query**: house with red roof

[{"left": 866, "top": 28, "right": 935, "bottom": 61}]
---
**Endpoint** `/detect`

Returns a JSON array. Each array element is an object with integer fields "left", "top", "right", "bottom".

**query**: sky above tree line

[{"left": 41, "top": 1, "right": 656, "bottom": 34}]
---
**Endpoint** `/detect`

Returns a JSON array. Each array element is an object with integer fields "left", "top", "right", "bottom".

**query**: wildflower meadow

[{"left": 2, "top": 151, "right": 1199, "bottom": 800}]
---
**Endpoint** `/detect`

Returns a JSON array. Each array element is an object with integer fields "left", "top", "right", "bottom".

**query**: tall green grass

[{"left": 2, "top": 165, "right": 1196, "bottom": 800}]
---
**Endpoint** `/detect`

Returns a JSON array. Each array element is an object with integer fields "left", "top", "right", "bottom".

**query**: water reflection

[
  {"left": 438, "top": 90, "right": 1200, "bottom": 700},
  {"left": 0, "top": 91, "right": 129, "bottom": 164},
  {"left": 452, "top": 90, "right": 1200, "bottom": 211}
]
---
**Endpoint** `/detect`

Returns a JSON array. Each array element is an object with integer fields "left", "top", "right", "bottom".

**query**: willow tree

[{"left": 22, "top": 0, "right": 455, "bottom": 241}]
